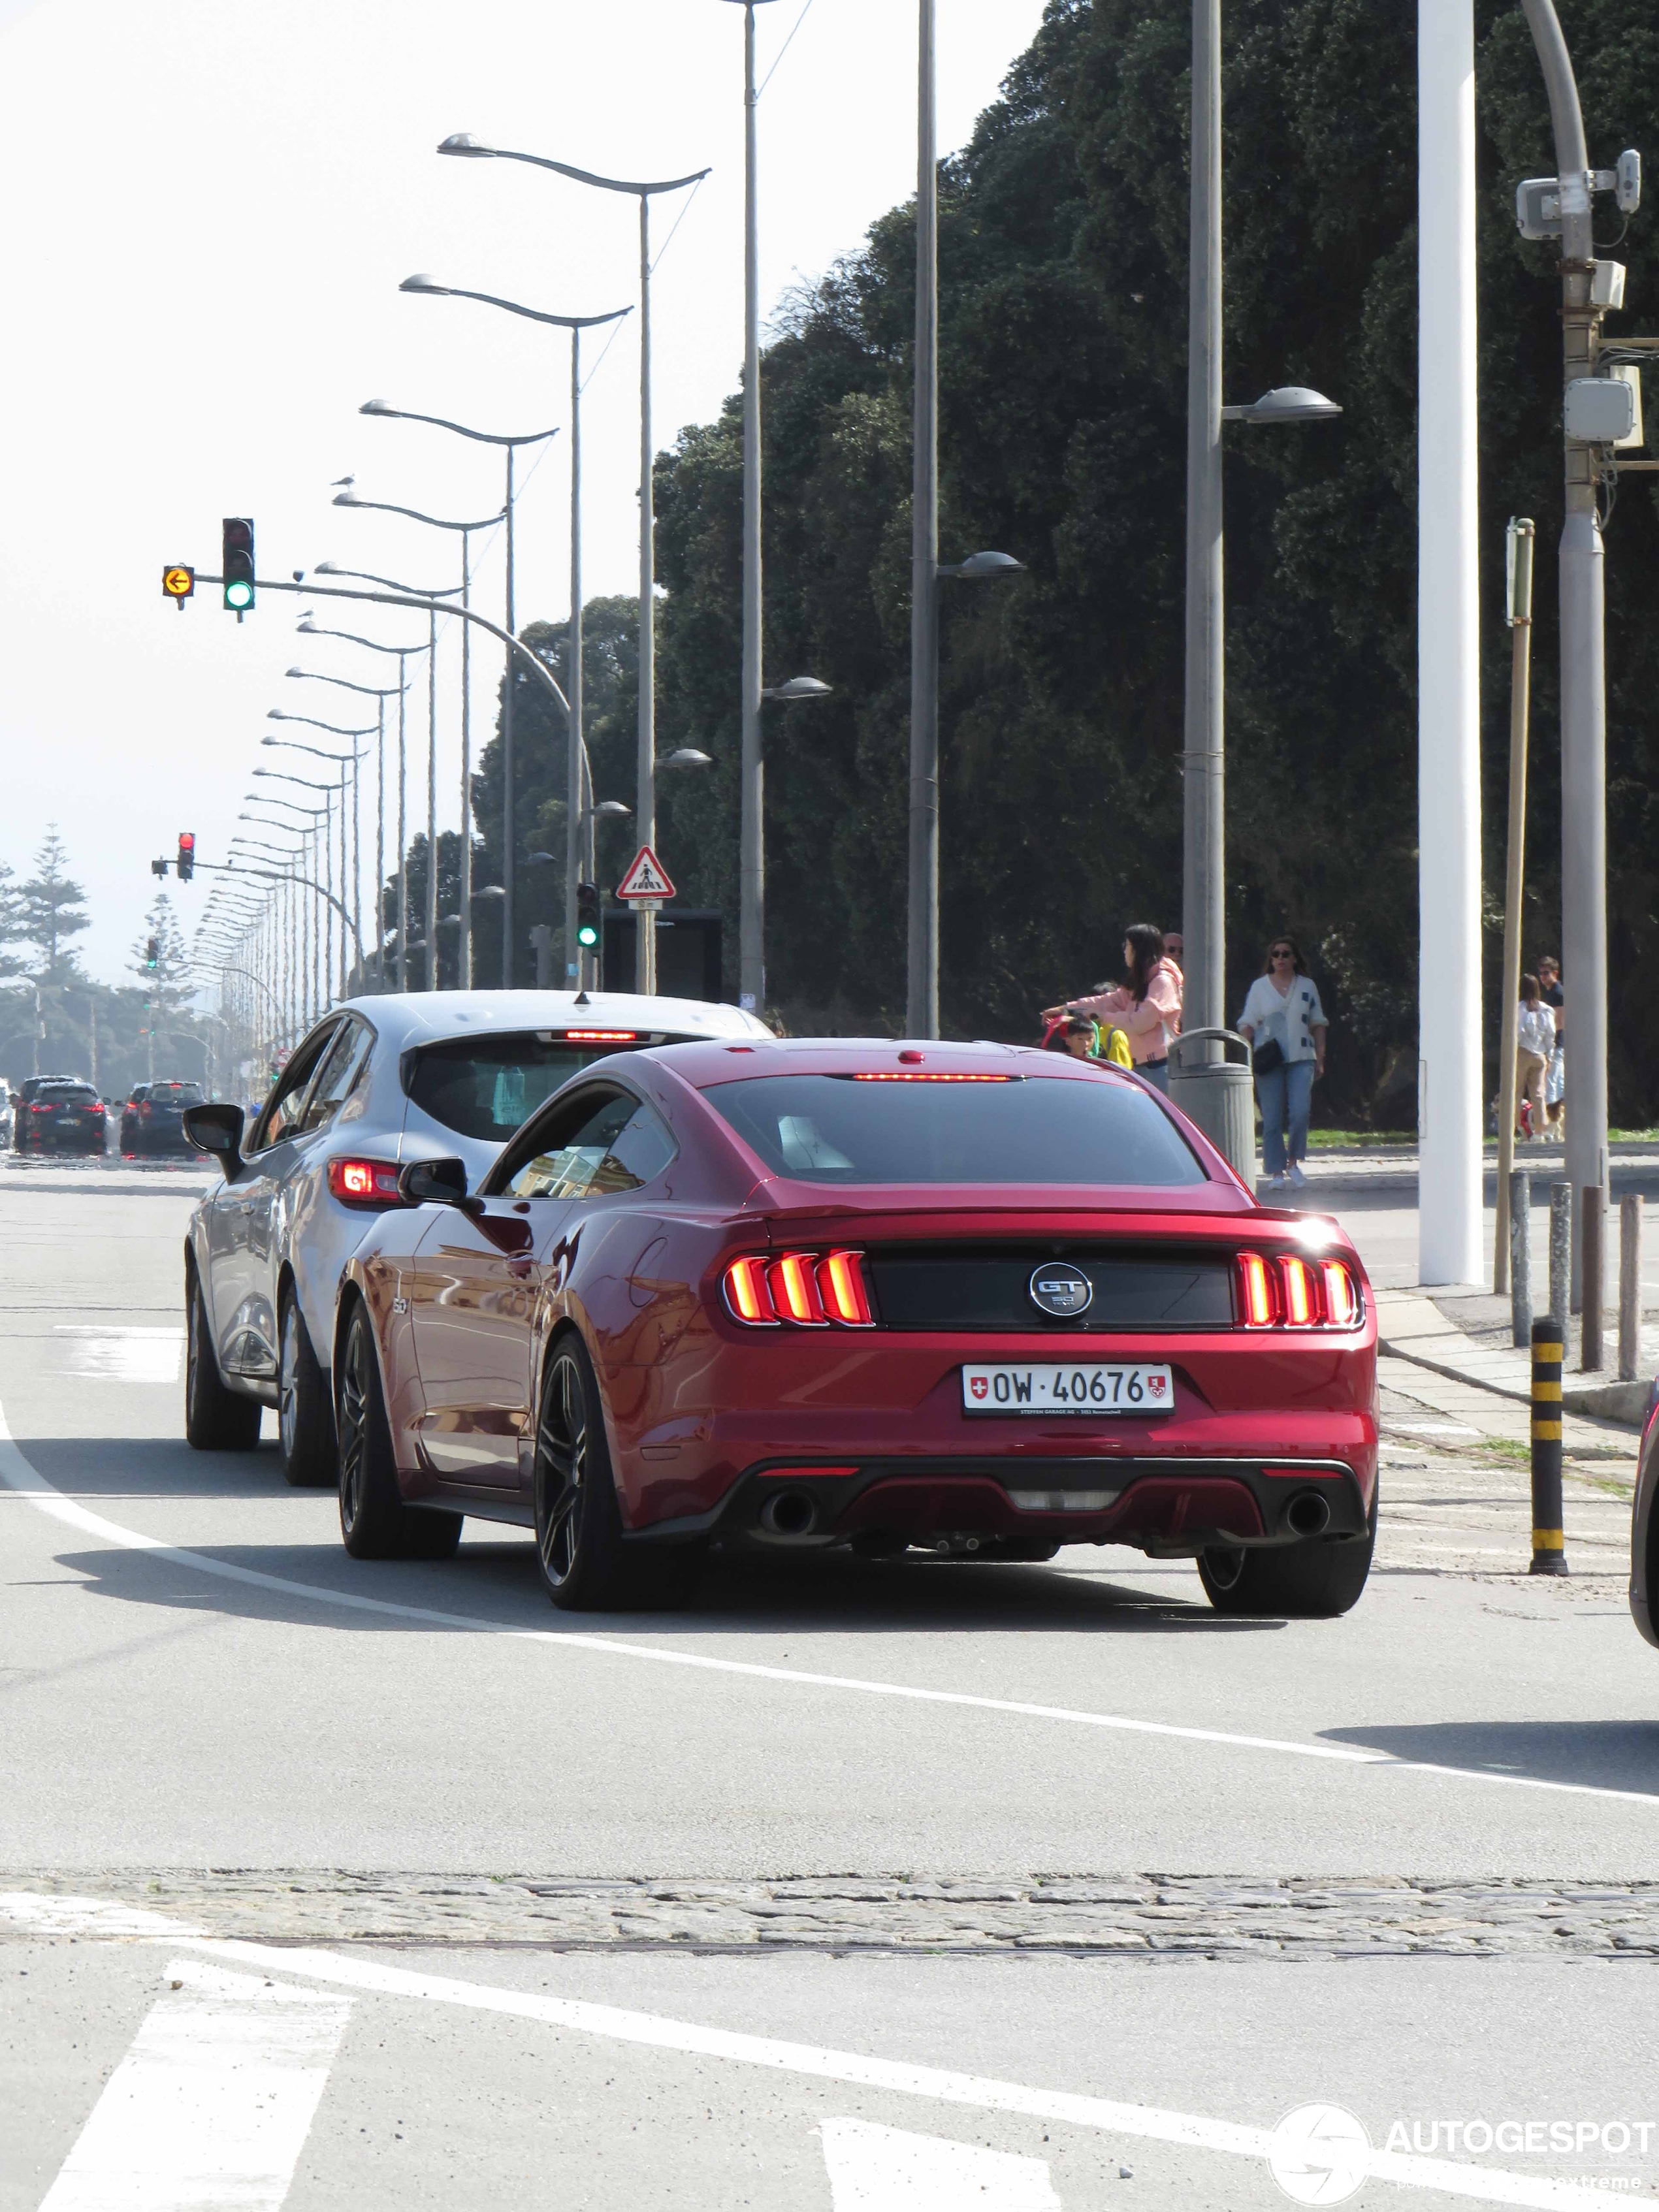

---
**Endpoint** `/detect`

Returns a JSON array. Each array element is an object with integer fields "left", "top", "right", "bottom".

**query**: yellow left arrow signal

[{"left": 162, "top": 566, "right": 195, "bottom": 602}]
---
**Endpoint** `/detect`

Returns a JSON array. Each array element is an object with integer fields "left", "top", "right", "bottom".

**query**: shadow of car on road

[{"left": 1321, "top": 1718, "right": 1659, "bottom": 1799}]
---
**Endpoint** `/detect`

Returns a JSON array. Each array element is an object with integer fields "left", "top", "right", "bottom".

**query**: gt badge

[{"left": 1028, "top": 1264, "right": 1093, "bottom": 1319}]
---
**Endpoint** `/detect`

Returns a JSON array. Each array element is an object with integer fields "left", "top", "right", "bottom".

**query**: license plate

[{"left": 961, "top": 1362, "right": 1174, "bottom": 1415}]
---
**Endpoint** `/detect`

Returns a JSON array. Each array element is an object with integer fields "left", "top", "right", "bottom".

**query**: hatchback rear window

[
  {"left": 703, "top": 1072, "right": 1207, "bottom": 1187},
  {"left": 404, "top": 1031, "right": 700, "bottom": 1144},
  {"left": 38, "top": 1085, "right": 98, "bottom": 1104},
  {"left": 148, "top": 1084, "right": 203, "bottom": 1104}
]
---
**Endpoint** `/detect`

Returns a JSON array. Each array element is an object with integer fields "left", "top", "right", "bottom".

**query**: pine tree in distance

[{"left": 20, "top": 828, "right": 89, "bottom": 983}]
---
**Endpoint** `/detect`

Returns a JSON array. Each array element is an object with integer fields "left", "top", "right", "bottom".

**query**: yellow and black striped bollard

[{"left": 1529, "top": 1319, "right": 1568, "bottom": 1577}]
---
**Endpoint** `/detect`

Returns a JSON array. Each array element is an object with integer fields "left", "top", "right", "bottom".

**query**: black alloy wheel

[
  {"left": 277, "top": 1293, "right": 339, "bottom": 1490},
  {"left": 336, "top": 1302, "right": 461, "bottom": 1561},
  {"left": 533, "top": 1337, "right": 698, "bottom": 1612},
  {"left": 184, "top": 1272, "right": 261, "bottom": 1452},
  {"left": 1197, "top": 1483, "right": 1378, "bottom": 1618}
]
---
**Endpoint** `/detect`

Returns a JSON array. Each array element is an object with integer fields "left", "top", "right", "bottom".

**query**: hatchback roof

[{"left": 330, "top": 989, "right": 772, "bottom": 1053}]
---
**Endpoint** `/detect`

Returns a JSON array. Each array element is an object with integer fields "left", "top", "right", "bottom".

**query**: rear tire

[
  {"left": 184, "top": 1271, "right": 261, "bottom": 1452},
  {"left": 1198, "top": 1487, "right": 1377, "bottom": 1618},
  {"left": 533, "top": 1336, "right": 699, "bottom": 1611},
  {"left": 278, "top": 1291, "right": 338, "bottom": 1490},
  {"left": 336, "top": 1302, "right": 462, "bottom": 1561}
]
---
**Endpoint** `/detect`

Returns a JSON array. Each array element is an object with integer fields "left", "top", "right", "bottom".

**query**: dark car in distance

[
  {"left": 14, "top": 1076, "right": 107, "bottom": 1155},
  {"left": 121, "top": 1080, "right": 205, "bottom": 1157}
]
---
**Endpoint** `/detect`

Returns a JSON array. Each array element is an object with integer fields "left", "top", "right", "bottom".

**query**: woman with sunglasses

[{"left": 1237, "top": 937, "right": 1327, "bottom": 1189}]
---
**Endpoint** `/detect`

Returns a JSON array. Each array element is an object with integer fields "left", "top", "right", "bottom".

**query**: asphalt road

[{"left": 3, "top": 1170, "right": 1656, "bottom": 2211}]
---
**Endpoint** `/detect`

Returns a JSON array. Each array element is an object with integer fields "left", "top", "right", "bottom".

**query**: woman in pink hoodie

[{"left": 1043, "top": 924, "right": 1184, "bottom": 1093}]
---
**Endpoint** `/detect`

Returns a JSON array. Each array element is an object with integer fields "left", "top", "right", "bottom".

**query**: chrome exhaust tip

[
  {"left": 759, "top": 1488, "right": 819, "bottom": 1539},
  {"left": 1285, "top": 1490, "right": 1331, "bottom": 1538}
]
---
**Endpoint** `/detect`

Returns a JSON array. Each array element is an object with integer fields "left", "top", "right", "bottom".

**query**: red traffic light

[{"left": 176, "top": 832, "right": 196, "bottom": 882}]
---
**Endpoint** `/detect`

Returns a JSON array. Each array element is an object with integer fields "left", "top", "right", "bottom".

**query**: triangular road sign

[{"left": 615, "top": 844, "right": 676, "bottom": 901}]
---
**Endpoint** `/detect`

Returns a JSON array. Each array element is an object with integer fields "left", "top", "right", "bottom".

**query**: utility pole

[
  {"left": 1417, "top": 0, "right": 1483, "bottom": 1286},
  {"left": 1494, "top": 517, "right": 1536, "bottom": 1294},
  {"left": 1520, "top": 0, "right": 1609, "bottom": 1304},
  {"left": 907, "top": 0, "right": 940, "bottom": 1040},
  {"left": 1182, "top": 0, "right": 1224, "bottom": 1038},
  {"left": 738, "top": 0, "right": 768, "bottom": 1015}
]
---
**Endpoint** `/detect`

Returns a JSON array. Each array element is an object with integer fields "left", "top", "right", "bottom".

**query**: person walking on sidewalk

[
  {"left": 1044, "top": 925, "right": 1184, "bottom": 1092},
  {"left": 1515, "top": 974, "right": 1554, "bottom": 1140},
  {"left": 1538, "top": 955, "right": 1565, "bottom": 1132},
  {"left": 1237, "top": 936, "right": 1327, "bottom": 1190}
]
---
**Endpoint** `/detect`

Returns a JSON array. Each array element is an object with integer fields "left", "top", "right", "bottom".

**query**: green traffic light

[
  {"left": 225, "top": 579, "right": 254, "bottom": 611},
  {"left": 576, "top": 923, "right": 599, "bottom": 948}
]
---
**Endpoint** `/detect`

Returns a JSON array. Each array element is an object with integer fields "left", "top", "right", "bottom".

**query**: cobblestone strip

[{"left": 7, "top": 1872, "right": 1659, "bottom": 1958}]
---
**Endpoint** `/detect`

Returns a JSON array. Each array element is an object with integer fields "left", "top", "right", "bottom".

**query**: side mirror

[
  {"left": 397, "top": 1156, "right": 479, "bottom": 1212},
  {"left": 182, "top": 1103, "right": 246, "bottom": 1183}
]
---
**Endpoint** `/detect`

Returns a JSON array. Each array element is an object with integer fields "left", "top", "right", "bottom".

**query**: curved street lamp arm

[
  {"left": 359, "top": 404, "right": 558, "bottom": 450},
  {"left": 405, "top": 279, "right": 632, "bottom": 332},
  {"left": 447, "top": 143, "right": 710, "bottom": 198},
  {"left": 334, "top": 492, "right": 506, "bottom": 532},
  {"left": 297, "top": 620, "right": 430, "bottom": 658},
  {"left": 195, "top": 861, "right": 364, "bottom": 963}
]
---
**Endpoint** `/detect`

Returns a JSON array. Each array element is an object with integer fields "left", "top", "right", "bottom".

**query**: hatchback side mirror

[
  {"left": 398, "top": 1155, "right": 479, "bottom": 1213},
  {"left": 182, "top": 1103, "right": 246, "bottom": 1183}
]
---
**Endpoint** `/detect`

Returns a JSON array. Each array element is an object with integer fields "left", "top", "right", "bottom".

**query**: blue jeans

[
  {"left": 1136, "top": 1057, "right": 1169, "bottom": 1095},
  {"left": 1256, "top": 1057, "right": 1315, "bottom": 1176}
]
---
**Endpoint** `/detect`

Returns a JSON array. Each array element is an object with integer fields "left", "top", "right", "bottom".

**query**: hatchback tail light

[
  {"left": 1237, "top": 1251, "right": 1361, "bottom": 1330},
  {"left": 722, "top": 1248, "right": 876, "bottom": 1328},
  {"left": 327, "top": 1157, "right": 406, "bottom": 1210}
]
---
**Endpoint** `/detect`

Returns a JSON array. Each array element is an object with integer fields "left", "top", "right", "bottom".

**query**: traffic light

[
  {"left": 176, "top": 831, "right": 196, "bottom": 882},
  {"left": 222, "top": 517, "right": 255, "bottom": 613},
  {"left": 150, "top": 858, "right": 169, "bottom": 879},
  {"left": 145, "top": 937, "right": 159, "bottom": 971},
  {"left": 575, "top": 882, "right": 601, "bottom": 951}
]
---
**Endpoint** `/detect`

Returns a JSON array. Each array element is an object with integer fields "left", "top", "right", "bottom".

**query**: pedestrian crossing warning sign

[{"left": 615, "top": 844, "right": 676, "bottom": 902}]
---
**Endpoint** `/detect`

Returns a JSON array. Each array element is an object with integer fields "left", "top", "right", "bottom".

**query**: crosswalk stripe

[
  {"left": 37, "top": 1958, "right": 349, "bottom": 2212},
  {"left": 822, "top": 2119, "right": 1063, "bottom": 2209}
]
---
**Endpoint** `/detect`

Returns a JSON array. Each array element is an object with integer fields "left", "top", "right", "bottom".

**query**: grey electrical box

[
  {"left": 1516, "top": 176, "right": 1562, "bottom": 240},
  {"left": 1564, "top": 376, "right": 1637, "bottom": 443},
  {"left": 1590, "top": 260, "right": 1627, "bottom": 311},
  {"left": 1611, "top": 363, "right": 1645, "bottom": 450},
  {"left": 1617, "top": 149, "right": 1642, "bottom": 216}
]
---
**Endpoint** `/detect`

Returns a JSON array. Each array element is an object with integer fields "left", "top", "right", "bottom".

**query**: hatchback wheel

[
  {"left": 184, "top": 1272, "right": 261, "bottom": 1452},
  {"left": 1198, "top": 1487, "right": 1377, "bottom": 1618},
  {"left": 534, "top": 1337, "right": 698, "bottom": 1611},
  {"left": 278, "top": 1294, "right": 338, "bottom": 1490},
  {"left": 336, "top": 1302, "right": 461, "bottom": 1560}
]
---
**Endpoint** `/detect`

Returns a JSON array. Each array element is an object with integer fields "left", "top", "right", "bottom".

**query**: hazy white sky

[{"left": 0, "top": 0, "right": 1053, "bottom": 986}]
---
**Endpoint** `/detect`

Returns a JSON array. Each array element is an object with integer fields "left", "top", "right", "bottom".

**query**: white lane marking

[
  {"left": 52, "top": 1327, "right": 185, "bottom": 1384},
  {"left": 822, "top": 2118, "right": 1063, "bottom": 2209},
  {"left": 1, "top": 1402, "right": 1654, "bottom": 1811},
  {"left": 37, "top": 1955, "right": 349, "bottom": 2212},
  {"left": 146, "top": 1931, "right": 1633, "bottom": 2209},
  {"left": 0, "top": 1893, "right": 206, "bottom": 1940}
]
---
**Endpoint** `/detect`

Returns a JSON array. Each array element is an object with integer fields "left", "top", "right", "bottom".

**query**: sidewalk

[{"left": 1372, "top": 1285, "right": 1652, "bottom": 1445}]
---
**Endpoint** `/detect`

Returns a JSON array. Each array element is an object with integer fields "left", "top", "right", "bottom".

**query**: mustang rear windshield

[
  {"left": 405, "top": 1031, "right": 696, "bottom": 1144},
  {"left": 705, "top": 1072, "right": 1207, "bottom": 1187}
]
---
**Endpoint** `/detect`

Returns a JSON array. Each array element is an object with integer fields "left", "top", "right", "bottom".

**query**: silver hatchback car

[{"left": 181, "top": 989, "right": 771, "bottom": 1482}]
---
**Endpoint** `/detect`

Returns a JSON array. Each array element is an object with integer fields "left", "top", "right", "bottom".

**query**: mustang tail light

[
  {"left": 327, "top": 1157, "right": 406, "bottom": 1210},
  {"left": 563, "top": 1029, "right": 638, "bottom": 1043},
  {"left": 1238, "top": 1251, "right": 1361, "bottom": 1329},
  {"left": 722, "top": 1248, "right": 875, "bottom": 1328}
]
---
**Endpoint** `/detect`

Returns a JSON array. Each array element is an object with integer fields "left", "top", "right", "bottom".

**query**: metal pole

[
  {"left": 637, "top": 191, "right": 658, "bottom": 997},
  {"left": 342, "top": 755, "right": 354, "bottom": 997},
  {"left": 1582, "top": 1185, "right": 1605, "bottom": 1371},
  {"left": 1619, "top": 1194, "right": 1643, "bottom": 1383},
  {"left": 566, "top": 328, "right": 588, "bottom": 989},
  {"left": 1520, "top": 0, "right": 1608, "bottom": 1305},
  {"left": 739, "top": 0, "right": 766, "bottom": 1014},
  {"left": 427, "top": 605, "right": 439, "bottom": 990},
  {"left": 1417, "top": 0, "right": 1483, "bottom": 1285},
  {"left": 1494, "top": 517, "right": 1536, "bottom": 1292},
  {"left": 459, "top": 526, "right": 473, "bottom": 988},
  {"left": 1549, "top": 1178, "right": 1572, "bottom": 1335},
  {"left": 323, "top": 795, "right": 335, "bottom": 1004},
  {"left": 374, "top": 698, "right": 386, "bottom": 988},
  {"left": 1182, "top": 0, "right": 1224, "bottom": 1041},
  {"left": 396, "top": 652, "right": 409, "bottom": 990},
  {"left": 906, "top": 0, "right": 939, "bottom": 1039},
  {"left": 1509, "top": 1168, "right": 1532, "bottom": 1347},
  {"left": 504, "top": 445, "right": 518, "bottom": 989},
  {"left": 1529, "top": 1317, "right": 1568, "bottom": 1574}
]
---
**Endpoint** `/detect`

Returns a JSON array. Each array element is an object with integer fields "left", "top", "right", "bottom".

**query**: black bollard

[{"left": 1529, "top": 1318, "right": 1568, "bottom": 1577}]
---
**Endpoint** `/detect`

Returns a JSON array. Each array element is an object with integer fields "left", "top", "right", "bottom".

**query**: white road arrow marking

[
  {"left": 822, "top": 2119, "right": 1063, "bottom": 2209},
  {"left": 37, "top": 1957, "right": 349, "bottom": 2212}
]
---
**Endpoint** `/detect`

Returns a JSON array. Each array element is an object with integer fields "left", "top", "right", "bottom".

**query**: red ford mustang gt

[{"left": 332, "top": 1038, "right": 1378, "bottom": 1615}]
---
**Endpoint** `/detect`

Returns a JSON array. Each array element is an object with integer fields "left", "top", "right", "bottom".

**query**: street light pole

[
  {"left": 1182, "top": 0, "right": 1224, "bottom": 1040},
  {"left": 907, "top": 0, "right": 940, "bottom": 1040},
  {"left": 1520, "top": 0, "right": 1609, "bottom": 1304}
]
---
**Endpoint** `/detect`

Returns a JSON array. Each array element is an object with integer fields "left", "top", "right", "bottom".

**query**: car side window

[
  {"left": 502, "top": 1090, "right": 677, "bottom": 1202},
  {"left": 296, "top": 1020, "right": 373, "bottom": 1138},
  {"left": 249, "top": 1023, "right": 340, "bottom": 1152}
]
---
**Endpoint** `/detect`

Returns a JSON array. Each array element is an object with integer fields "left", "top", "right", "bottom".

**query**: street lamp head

[
  {"left": 359, "top": 399, "right": 396, "bottom": 418},
  {"left": 764, "top": 675, "right": 833, "bottom": 702},
  {"left": 526, "top": 852, "right": 557, "bottom": 866},
  {"left": 283, "top": 667, "right": 307, "bottom": 679},
  {"left": 400, "top": 272, "right": 450, "bottom": 296},
  {"left": 438, "top": 132, "right": 491, "bottom": 157},
  {"left": 594, "top": 800, "right": 632, "bottom": 819},
  {"left": 332, "top": 490, "right": 366, "bottom": 509},
  {"left": 472, "top": 884, "right": 506, "bottom": 901},
  {"left": 659, "top": 747, "right": 713, "bottom": 769},
  {"left": 1226, "top": 384, "right": 1342, "bottom": 425},
  {"left": 950, "top": 550, "right": 1025, "bottom": 580}
]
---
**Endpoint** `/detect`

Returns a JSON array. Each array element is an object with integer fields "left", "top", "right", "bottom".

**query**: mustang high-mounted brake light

[
  {"left": 1236, "top": 1251, "right": 1361, "bottom": 1330},
  {"left": 327, "top": 1157, "right": 406, "bottom": 1210},
  {"left": 564, "top": 1030, "right": 638, "bottom": 1043},
  {"left": 722, "top": 1249, "right": 877, "bottom": 1328}
]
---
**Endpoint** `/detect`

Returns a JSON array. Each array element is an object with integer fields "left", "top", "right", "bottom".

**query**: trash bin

[{"left": 1166, "top": 1026, "right": 1256, "bottom": 1187}]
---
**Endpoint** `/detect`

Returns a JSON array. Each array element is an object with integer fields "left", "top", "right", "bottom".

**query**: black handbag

[{"left": 1251, "top": 1036, "right": 1285, "bottom": 1078}]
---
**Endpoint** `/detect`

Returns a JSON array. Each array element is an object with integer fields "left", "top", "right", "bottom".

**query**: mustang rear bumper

[{"left": 628, "top": 1455, "right": 1372, "bottom": 1556}]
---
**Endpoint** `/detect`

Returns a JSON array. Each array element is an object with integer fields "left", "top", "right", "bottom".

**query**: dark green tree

[{"left": 20, "top": 828, "right": 91, "bottom": 984}]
